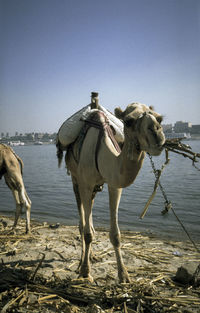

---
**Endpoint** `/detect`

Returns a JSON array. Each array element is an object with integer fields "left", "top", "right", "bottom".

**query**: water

[{"left": 0, "top": 141, "right": 200, "bottom": 242}]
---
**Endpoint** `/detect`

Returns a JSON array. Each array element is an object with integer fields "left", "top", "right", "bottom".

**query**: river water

[{"left": 0, "top": 141, "right": 200, "bottom": 242}]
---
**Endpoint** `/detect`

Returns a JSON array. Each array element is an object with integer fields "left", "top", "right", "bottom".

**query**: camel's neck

[
  {"left": 101, "top": 134, "right": 145, "bottom": 188},
  {"left": 117, "top": 138, "right": 145, "bottom": 187}
]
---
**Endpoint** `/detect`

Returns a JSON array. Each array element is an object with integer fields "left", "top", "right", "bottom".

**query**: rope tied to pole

[{"left": 139, "top": 149, "right": 170, "bottom": 219}]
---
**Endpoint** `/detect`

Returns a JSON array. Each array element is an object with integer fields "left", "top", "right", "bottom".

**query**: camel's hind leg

[
  {"left": 72, "top": 181, "right": 85, "bottom": 268},
  {"left": 5, "top": 174, "right": 31, "bottom": 233},
  {"left": 24, "top": 191, "right": 31, "bottom": 233},
  {"left": 108, "top": 186, "right": 130, "bottom": 283},
  {"left": 73, "top": 180, "right": 98, "bottom": 270},
  {"left": 4, "top": 175, "right": 22, "bottom": 229},
  {"left": 17, "top": 187, "right": 31, "bottom": 233},
  {"left": 12, "top": 189, "right": 23, "bottom": 229}
]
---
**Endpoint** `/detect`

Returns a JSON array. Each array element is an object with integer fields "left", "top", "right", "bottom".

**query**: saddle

[{"left": 73, "top": 110, "right": 121, "bottom": 172}]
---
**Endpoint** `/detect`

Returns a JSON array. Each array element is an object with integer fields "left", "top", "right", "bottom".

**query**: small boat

[
  {"left": 165, "top": 132, "right": 191, "bottom": 140},
  {"left": 9, "top": 141, "right": 25, "bottom": 146}
]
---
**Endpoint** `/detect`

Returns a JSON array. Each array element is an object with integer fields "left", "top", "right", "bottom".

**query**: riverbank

[{"left": 0, "top": 215, "right": 200, "bottom": 312}]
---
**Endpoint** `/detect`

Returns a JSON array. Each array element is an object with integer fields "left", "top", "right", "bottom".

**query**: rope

[
  {"left": 140, "top": 150, "right": 169, "bottom": 219},
  {"left": 148, "top": 151, "right": 200, "bottom": 254}
]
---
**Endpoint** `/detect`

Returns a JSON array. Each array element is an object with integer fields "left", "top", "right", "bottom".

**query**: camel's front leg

[
  {"left": 108, "top": 186, "right": 130, "bottom": 283},
  {"left": 78, "top": 187, "right": 94, "bottom": 282}
]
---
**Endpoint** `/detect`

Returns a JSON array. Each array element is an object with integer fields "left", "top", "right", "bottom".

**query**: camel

[
  {"left": 0, "top": 144, "right": 31, "bottom": 233},
  {"left": 57, "top": 102, "right": 165, "bottom": 283}
]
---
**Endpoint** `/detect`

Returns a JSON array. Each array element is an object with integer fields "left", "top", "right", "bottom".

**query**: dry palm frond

[{"left": 164, "top": 138, "right": 200, "bottom": 170}]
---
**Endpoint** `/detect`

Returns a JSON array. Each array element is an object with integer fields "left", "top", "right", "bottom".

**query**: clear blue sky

[{"left": 0, "top": 0, "right": 200, "bottom": 135}]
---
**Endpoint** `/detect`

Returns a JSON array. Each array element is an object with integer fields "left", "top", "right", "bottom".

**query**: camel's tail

[{"left": 56, "top": 137, "right": 64, "bottom": 168}]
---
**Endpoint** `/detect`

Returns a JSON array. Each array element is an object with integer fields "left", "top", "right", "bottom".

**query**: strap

[
  {"left": 85, "top": 111, "right": 121, "bottom": 172},
  {"left": 73, "top": 111, "right": 122, "bottom": 172}
]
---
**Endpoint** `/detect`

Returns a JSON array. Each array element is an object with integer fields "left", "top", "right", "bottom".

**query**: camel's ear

[
  {"left": 149, "top": 105, "right": 154, "bottom": 111},
  {"left": 114, "top": 107, "right": 123, "bottom": 119}
]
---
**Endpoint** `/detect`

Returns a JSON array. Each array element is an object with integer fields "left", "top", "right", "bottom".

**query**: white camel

[
  {"left": 57, "top": 102, "right": 165, "bottom": 283},
  {"left": 0, "top": 144, "right": 31, "bottom": 233}
]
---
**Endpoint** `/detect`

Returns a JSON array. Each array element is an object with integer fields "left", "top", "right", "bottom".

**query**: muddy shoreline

[{"left": 0, "top": 215, "right": 200, "bottom": 312}]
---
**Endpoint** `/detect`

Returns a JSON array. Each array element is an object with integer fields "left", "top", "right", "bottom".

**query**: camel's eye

[{"left": 156, "top": 116, "right": 163, "bottom": 124}]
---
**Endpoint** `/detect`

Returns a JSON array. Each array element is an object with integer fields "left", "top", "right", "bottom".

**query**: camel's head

[{"left": 115, "top": 103, "right": 165, "bottom": 156}]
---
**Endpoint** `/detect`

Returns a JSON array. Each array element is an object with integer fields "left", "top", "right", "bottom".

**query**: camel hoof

[
  {"left": 78, "top": 274, "right": 94, "bottom": 283},
  {"left": 90, "top": 252, "right": 101, "bottom": 263},
  {"left": 119, "top": 271, "right": 131, "bottom": 284},
  {"left": 10, "top": 227, "right": 17, "bottom": 235}
]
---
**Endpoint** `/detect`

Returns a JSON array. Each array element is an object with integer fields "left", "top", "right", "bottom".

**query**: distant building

[
  {"left": 191, "top": 124, "right": 200, "bottom": 134},
  {"left": 35, "top": 133, "right": 44, "bottom": 140},
  {"left": 25, "top": 133, "right": 35, "bottom": 141},
  {"left": 162, "top": 124, "right": 173, "bottom": 133},
  {"left": 174, "top": 121, "right": 192, "bottom": 133}
]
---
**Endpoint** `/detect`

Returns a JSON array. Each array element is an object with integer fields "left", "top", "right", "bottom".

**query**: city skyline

[
  {"left": 1, "top": 0, "right": 200, "bottom": 134},
  {"left": 1, "top": 115, "right": 200, "bottom": 137},
  {"left": 1, "top": 118, "right": 200, "bottom": 138}
]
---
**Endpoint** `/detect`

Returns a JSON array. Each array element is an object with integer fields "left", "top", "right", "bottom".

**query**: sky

[{"left": 0, "top": 0, "right": 200, "bottom": 135}]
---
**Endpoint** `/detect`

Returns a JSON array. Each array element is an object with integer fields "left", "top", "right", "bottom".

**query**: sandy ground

[{"left": 0, "top": 215, "right": 200, "bottom": 312}]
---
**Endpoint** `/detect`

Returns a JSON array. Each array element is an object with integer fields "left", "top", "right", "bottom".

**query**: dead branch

[
  {"left": 164, "top": 139, "right": 200, "bottom": 170},
  {"left": 30, "top": 253, "right": 45, "bottom": 281}
]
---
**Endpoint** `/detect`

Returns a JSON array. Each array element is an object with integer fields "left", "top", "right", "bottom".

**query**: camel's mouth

[
  {"left": 139, "top": 129, "right": 165, "bottom": 156},
  {"left": 146, "top": 142, "right": 165, "bottom": 156},
  {"left": 140, "top": 137, "right": 165, "bottom": 155}
]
